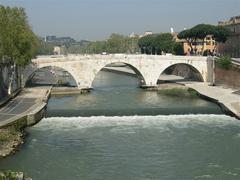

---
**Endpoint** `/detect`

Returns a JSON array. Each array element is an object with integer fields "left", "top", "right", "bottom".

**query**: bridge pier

[{"left": 140, "top": 84, "right": 158, "bottom": 89}]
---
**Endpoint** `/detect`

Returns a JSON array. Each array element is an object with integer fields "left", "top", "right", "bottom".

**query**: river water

[{"left": 1, "top": 71, "right": 240, "bottom": 180}]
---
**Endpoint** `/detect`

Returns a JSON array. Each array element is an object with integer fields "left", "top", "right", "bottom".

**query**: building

[
  {"left": 45, "top": 36, "right": 76, "bottom": 45},
  {"left": 139, "top": 31, "right": 153, "bottom": 38},
  {"left": 143, "top": 31, "right": 153, "bottom": 36},
  {"left": 53, "top": 46, "right": 61, "bottom": 55},
  {"left": 45, "top": 36, "right": 57, "bottom": 42},
  {"left": 129, "top": 32, "right": 139, "bottom": 38},
  {"left": 218, "top": 16, "right": 240, "bottom": 58}
]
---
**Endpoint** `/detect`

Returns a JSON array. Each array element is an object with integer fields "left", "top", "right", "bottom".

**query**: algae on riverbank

[
  {"left": 0, "top": 171, "right": 32, "bottom": 180},
  {"left": 0, "top": 126, "right": 24, "bottom": 158},
  {"left": 157, "top": 85, "right": 198, "bottom": 97}
]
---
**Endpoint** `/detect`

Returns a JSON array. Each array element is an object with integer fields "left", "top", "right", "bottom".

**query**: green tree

[
  {"left": 73, "top": 33, "right": 139, "bottom": 54},
  {"left": 173, "top": 43, "right": 184, "bottom": 55},
  {"left": 190, "top": 24, "right": 215, "bottom": 52},
  {"left": 138, "top": 34, "right": 157, "bottom": 54},
  {"left": 177, "top": 29, "right": 195, "bottom": 53},
  {"left": 0, "top": 5, "right": 38, "bottom": 66},
  {"left": 212, "top": 26, "right": 231, "bottom": 51},
  {"left": 106, "top": 33, "right": 126, "bottom": 53},
  {"left": 36, "top": 38, "right": 54, "bottom": 55},
  {"left": 153, "top": 33, "right": 175, "bottom": 54},
  {"left": 178, "top": 24, "right": 231, "bottom": 55},
  {"left": 138, "top": 33, "right": 178, "bottom": 55}
]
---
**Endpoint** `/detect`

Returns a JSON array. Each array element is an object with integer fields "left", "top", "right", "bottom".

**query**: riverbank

[
  {"left": 180, "top": 82, "right": 240, "bottom": 119},
  {"left": 155, "top": 82, "right": 240, "bottom": 119},
  {"left": 0, "top": 126, "right": 24, "bottom": 157},
  {"left": 51, "top": 87, "right": 89, "bottom": 95},
  {"left": 0, "top": 171, "right": 32, "bottom": 180},
  {"left": 104, "top": 66, "right": 240, "bottom": 119},
  {"left": 0, "top": 86, "right": 51, "bottom": 158},
  {"left": 155, "top": 83, "right": 198, "bottom": 97}
]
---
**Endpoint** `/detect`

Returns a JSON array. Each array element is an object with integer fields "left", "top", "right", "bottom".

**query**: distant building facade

[
  {"left": 45, "top": 36, "right": 76, "bottom": 45},
  {"left": 129, "top": 31, "right": 153, "bottom": 38},
  {"left": 53, "top": 46, "right": 61, "bottom": 55},
  {"left": 143, "top": 31, "right": 153, "bottom": 36},
  {"left": 45, "top": 36, "right": 57, "bottom": 42},
  {"left": 218, "top": 16, "right": 240, "bottom": 58},
  {"left": 129, "top": 32, "right": 139, "bottom": 38},
  {"left": 138, "top": 31, "right": 153, "bottom": 38}
]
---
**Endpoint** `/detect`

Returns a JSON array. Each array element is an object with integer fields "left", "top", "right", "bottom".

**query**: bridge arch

[
  {"left": 26, "top": 55, "right": 211, "bottom": 89},
  {"left": 157, "top": 63, "right": 204, "bottom": 84},
  {"left": 24, "top": 65, "right": 78, "bottom": 87},
  {"left": 90, "top": 62, "right": 146, "bottom": 88}
]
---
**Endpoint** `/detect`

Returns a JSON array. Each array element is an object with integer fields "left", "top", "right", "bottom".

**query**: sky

[{"left": 0, "top": 0, "right": 239, "bottom": 41}]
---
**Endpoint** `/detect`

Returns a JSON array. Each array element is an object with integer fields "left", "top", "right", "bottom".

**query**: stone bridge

[{"left": 23, "top": 54, "right": 214, "bottom": 89}]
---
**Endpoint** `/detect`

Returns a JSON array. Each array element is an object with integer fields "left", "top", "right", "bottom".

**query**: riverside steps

[{"left": 0, "top": 86, "right": 51, "bottom": 128}]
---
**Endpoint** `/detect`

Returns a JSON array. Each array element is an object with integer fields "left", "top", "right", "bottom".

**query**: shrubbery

[{"left": 216, "top": 56, "right": 232, "bottom": 70}]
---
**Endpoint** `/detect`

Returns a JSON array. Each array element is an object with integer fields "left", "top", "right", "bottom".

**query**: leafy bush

[{"left": 216, "top": 56, "right": 232, "bottom": 70}]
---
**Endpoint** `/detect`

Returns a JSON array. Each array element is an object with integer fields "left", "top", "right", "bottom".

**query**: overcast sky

[{"left": 0, "top": 0, "right": 239, "bottom": 41}]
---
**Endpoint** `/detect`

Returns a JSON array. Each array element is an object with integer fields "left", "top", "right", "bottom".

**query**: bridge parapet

[{"left": 34, "top": 54, "right": 209, "bottom": 62}]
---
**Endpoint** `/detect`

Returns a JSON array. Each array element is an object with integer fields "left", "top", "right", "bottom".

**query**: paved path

[
  {"left": 159, "top": 75, "right": 240, "bottom": 118},
  {"left": 27, "top": 68, "right": 58, "bottom": 86},
  {"left": 174, "top": 81, "right": 240, "bottom": 118},
  {"left": 0, "top": 87, "right": 51, "bottom": 127}
]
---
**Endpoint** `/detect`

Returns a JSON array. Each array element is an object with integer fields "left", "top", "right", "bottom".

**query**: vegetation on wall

[{"left": 216, "top": 56, "right": 232, "bottom": 69}]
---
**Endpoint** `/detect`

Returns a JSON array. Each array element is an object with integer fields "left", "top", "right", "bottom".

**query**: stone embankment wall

[
  {"left": 215, "top": 65, "right": 240, "bottom": 89},
  {"left": 0, "top": 63, "right": 21, "bottom": 103}
]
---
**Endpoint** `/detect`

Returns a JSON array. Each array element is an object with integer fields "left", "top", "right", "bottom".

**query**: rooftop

[{"left": 219, "top": 16, "right": 240, "bottom": 26}]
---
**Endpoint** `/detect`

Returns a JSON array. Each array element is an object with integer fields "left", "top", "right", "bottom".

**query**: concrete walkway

[
  {"left": 0, "top": 86, "right": 51, "bottom": 127},
  {"left": 180, "top": 81, "right": 240, "bottom": 118}
]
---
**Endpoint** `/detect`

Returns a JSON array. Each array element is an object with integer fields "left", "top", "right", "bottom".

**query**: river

[{"left": 1, "top": 71, "right": 240, "bottom": 180}]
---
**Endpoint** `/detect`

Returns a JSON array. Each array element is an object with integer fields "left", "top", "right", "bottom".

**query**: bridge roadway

[{"left": 24, "top": 54, "right": 213, "bottom": 89}]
